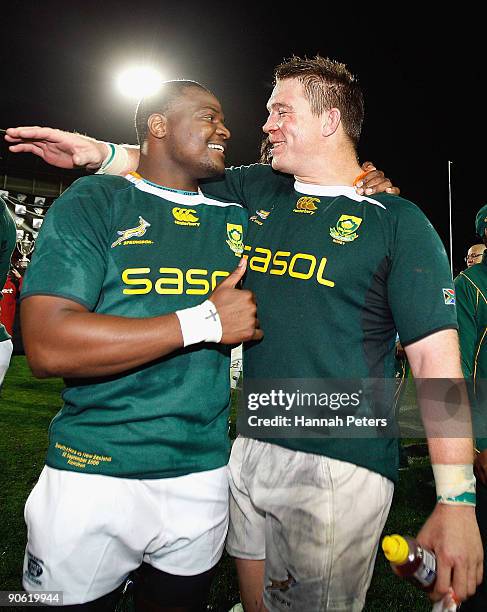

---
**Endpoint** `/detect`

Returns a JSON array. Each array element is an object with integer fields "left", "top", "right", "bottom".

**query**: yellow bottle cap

[{"left": 382, "top": 534, "right": 409, "bottom": 564}]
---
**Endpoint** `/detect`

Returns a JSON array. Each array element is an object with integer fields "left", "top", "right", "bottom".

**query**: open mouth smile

[
  {"left": 270, "top": 141, "right": 286, "bottom": 153},
  {"left": 208, "top": 143, "right": 225, "bottom": 153}
]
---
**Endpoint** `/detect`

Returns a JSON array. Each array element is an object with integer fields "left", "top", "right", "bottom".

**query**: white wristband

[
  {"left": 95, "top": 143, "right": 130, "bottom": 175},
  {"left": 432, "top": 464, "right": 476, "bottom": 506},
  {"left": 175, "top": 300, "right": 223, "bottom": 346}
]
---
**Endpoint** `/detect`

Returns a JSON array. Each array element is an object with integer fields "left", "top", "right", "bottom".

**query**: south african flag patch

[{"left": 443, "top": 288, "right": 456, "bottom": 305}]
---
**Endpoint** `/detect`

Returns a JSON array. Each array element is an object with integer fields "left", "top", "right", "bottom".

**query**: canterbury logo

[
  {"left": 111, "top": 216, "right": 151, "bottom": 248},
  {"left": 172, "top": 207, "right": 199, "bottom": 224},
  {"left": 294, "top": 197, "right": 319, "bottom": 214}
]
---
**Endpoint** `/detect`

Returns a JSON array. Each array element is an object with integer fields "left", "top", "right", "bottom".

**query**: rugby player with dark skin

[{"left": 19, "top": 86, "right": 263, "bottom": 383}]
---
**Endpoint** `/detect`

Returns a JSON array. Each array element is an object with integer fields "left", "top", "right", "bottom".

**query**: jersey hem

[
  {"left": 401, "top": 324, "right": 458, "bottom": 348},
  {"left": 44, "top": 457, "right": 229, "bottom": 480},
  {"left": 20, "top": 290, "right": 94, "bottom": 311}
]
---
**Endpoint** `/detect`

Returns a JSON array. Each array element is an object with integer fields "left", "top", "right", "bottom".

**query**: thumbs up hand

[{"left": 209, "top": 258, "right": 263, "bottom": 344}]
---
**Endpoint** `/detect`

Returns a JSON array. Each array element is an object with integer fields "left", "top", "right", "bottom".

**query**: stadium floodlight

[{"left": 116, "top": 66, "right": 163, "bottom": 99}]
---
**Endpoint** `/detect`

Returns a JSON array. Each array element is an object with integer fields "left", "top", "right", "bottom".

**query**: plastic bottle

[
  {"left": 382, "top": 534, "right": 436, "bottom": 589},
  {"left": 382, "top": 535, "right": 459, "bottom": 611}
]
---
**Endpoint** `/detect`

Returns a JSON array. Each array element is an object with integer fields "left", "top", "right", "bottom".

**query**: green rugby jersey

[
  {"left": 202, "top": 164, "right": 458, "bottom": 482},
  {"left": 21, "top": 173, "right": 247, "bottom": 478},
  {"left": 455, "top": 256, "right": 487, "bottom": 451},
  {"left": 0, "top": 198, "right": 16, "bottom": 342}
]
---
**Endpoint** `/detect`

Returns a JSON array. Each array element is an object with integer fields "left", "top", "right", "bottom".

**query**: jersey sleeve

[
  {"left": 21, "top": 178, "right": 111, "bottom": 310},
  {"left": 200, "top": 164, "right": 282, "bottom": 215},
  {"left": 387, "top": 201, "right": 458, "bottom": 346},
  {"left": 198, "top": 166, "right": 249, "bottom": 209},
  {"left": 454, "top": 273, "right": 479, "bottom": 378}
]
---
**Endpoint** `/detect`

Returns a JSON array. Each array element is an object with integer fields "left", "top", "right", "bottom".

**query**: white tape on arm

[
  {"left": 95, "top": 143, "right": 130, "bottom": 175},
  {"left": 175, "top": 300, "right": 223, "bottom": 346},
  {"left": 432, "top": 464, "right": 476, "bottom": 506}
]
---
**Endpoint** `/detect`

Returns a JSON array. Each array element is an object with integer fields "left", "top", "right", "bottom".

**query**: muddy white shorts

[
  {"left": 23, "top": 465, "right": 229, "bottom": 605},
  {"left": 227, "top": 437, "right": 394, "bottom": 612}
]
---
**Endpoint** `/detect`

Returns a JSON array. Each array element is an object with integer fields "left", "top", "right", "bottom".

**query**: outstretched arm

[
  {"left": 405, "top": 329, "right": 483, "bottom": 603},
  {"left": 5, "top": 126, "right": 139, "bottom": 172},
  {"left": 5, "top": 127, "right": 399, "bottom": 195}
]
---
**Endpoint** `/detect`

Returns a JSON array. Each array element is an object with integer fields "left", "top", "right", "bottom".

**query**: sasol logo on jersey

[
  {"left": 226, "top": 223, "right": 244, "bottom": 256},
  {"left": 111, "top": 216, "right": 152, "bottom": 248},
  {"left": 172, "top": 207, "right": 200, "bottom": 227},
  {"left": 122, "top": 267, "right": 230, "bottom": 295},
  {"left": 293, "top": 197, "right": 319, "bottom": 215},
  {"left": 329, "top": 214, "right": 362, "bottom": 244},
  {"left": 249, "top": 209, "right": 271, "bottom": 226},
  {"left": 244, "top": 245, "right": 335, "bottom": 287}
]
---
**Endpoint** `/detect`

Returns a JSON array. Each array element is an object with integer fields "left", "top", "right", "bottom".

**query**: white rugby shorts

[
  {"left": 227, "top": 437, "right": 394, "bottom": 612},
  {"left": 23, "top": 465, "right": 229, "bottom": 605}
]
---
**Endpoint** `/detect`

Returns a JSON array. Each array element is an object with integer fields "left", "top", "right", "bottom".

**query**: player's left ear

[
  {"left": 322, "top": 108, "right": 341, "bottom": 137},
  {"left": 147, "top": 113, "right": 168, "bottom": 139}
]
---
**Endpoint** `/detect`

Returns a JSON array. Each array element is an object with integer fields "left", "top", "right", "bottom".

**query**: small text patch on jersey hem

[{"left": 443, "top": 288, "right": 456, "bottom": 305}]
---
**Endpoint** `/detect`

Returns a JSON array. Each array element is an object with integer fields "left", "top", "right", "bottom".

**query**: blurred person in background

[
  {"left": 465, "top": 243, "right": 486, "bottom": 269},
  {"left": 0, "top": 197, "right": 17, "bottom": 387},
  {"left": 455, "top": 205, "right": 487, "bottom": 611}
]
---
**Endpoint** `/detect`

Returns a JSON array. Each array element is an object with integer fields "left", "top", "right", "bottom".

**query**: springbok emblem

[{"left": 111, "top": 216, "right": 151, "bottom": 248}]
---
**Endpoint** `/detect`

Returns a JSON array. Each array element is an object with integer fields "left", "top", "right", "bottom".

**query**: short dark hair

[
  {"left": 274, "top": 55, "right": 364, "bottom": 147},
  {"left": 134, "top": 80, "right": 211, "bottom": 145}
]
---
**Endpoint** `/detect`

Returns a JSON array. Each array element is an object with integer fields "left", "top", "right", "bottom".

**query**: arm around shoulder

[{"left": 5, "top": 126, "right": 139, "bottom": 173}]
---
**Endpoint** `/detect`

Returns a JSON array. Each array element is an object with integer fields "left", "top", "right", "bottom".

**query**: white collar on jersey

[
  {"left": 124, "top": 172, "right": 243, "bottom": 208},
  {"left": 294, "top": 180, "right": 359, "bottom": 197},
  {"left": 294, "top": 179, "right": 385, "bottom": 209},
  {"left": 125, "top": 172, "right": 202, "bottom": 204}
]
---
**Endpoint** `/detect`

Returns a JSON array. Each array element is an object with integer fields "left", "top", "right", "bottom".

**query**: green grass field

[{"left": 0, "top": 357, "right": 434, "bottom": 610}]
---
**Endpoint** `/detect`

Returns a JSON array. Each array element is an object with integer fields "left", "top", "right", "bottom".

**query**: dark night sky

[{"left": 1, "top": 2, "right": 483, "bottom": 275}]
